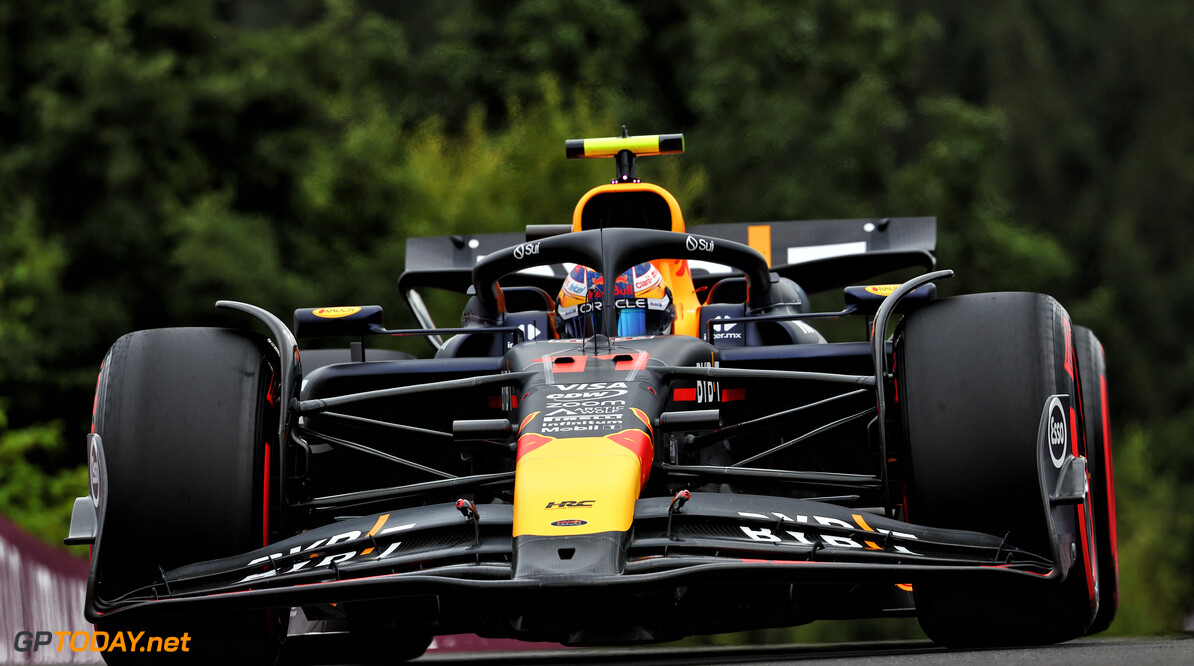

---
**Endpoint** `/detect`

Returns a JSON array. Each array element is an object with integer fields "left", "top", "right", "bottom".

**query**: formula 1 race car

[{"left": 67, "top": 132, "right": 1119, "bottom": 664}]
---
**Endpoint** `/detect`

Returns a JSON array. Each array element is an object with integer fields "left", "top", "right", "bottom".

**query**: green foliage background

[{"left": 2, "top": 0, "right": 1192, "bottom": 641}]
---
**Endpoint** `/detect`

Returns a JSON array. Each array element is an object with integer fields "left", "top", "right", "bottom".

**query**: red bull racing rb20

[{"left": 67, "top": 132, "right": 1119, "bottom": 663}]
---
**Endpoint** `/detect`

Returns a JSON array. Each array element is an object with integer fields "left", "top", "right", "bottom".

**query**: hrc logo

[{"left": 544, "top": 500, "right": 595, "bottom": 509}]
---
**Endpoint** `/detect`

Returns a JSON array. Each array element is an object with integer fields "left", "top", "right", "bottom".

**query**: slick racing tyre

[
  {"left": 91, "top": 328, "right": 282, "bottom": 664},
  {"left": 897, "top": 292, "right": 1098, "bottom": 647},
  {"left": 1074, "top": 325, "right": 1119, "bottom": 633}
]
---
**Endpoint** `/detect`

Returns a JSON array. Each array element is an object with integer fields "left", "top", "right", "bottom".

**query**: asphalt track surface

[{"left": 408, "top": 636, "right": 1194, "bottom": 666}]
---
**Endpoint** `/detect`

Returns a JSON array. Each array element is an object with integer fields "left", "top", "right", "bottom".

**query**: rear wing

[
  {"left": 399, "top": 217, "right": 936, "bottom": 297},
  {"left": 694, "top": 216, "right": 936, "bottom": 293},
  {"left": 398, "top": 232, "right": 567, "bottom": 344},
  {"left": 398, "top": 232, "right": 569, "bottom": 297}
]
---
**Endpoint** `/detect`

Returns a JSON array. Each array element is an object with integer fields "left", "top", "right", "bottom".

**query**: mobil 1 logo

[{"left": 541, "top": 412, "right": 624, "bottom": 433}]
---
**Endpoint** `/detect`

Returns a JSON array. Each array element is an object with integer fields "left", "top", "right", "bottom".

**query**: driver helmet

[{"left": 556, "top": 262, "right": 673, "bottom": 338}]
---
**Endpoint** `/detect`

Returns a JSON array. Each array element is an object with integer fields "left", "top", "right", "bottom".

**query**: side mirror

[
  {"left": 293, "top": 306, "right": 384, "bottom": 338},
  {"left": 843, "top": 283, "right": 937, "bottom": 315}
]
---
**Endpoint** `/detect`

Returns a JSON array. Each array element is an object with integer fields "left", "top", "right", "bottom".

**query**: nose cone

[{"left": 512, "top": 430, "right": 651, "bottom": 538}]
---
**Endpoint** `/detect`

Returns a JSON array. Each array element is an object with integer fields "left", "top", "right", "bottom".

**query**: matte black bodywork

[{"left": 69, "top": 218, "right": 1091, "bottom": 645}]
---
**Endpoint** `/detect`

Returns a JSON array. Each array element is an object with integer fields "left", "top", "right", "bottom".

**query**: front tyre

[
  {"left": 897, "top": 292, "right": 1097, "bottom": 647},
  {"left": 91, "top": 328, "right": 282, "bottom": 664}
]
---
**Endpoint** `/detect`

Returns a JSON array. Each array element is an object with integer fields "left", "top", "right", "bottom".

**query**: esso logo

[
  {"left": 88, "top": 435, "right": 101, "bottom": 507},
  {"left": 685, "top": 235, "right": 715, "bottom": 252},
  {"left": 513, "top": 242, "right": 541, "bottom": 260},
  {"left": 1047, "top": 396, "right": 1068, "bottom": 469}
]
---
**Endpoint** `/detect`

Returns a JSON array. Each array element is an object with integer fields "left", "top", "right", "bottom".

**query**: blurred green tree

[
  {"left": 2, "top": 0, "right": 1189, "bottom": 639},
  {"left": 0, "top": 403, "right": 87, "bottom": 553},
  {"left": 911, "top": 0, "right": 1194, "bottom": 632}
]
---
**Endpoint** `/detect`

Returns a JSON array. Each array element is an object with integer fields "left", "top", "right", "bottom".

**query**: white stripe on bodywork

[{"left": 786, "top": 242, "right": 867, "bottom": 265}]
